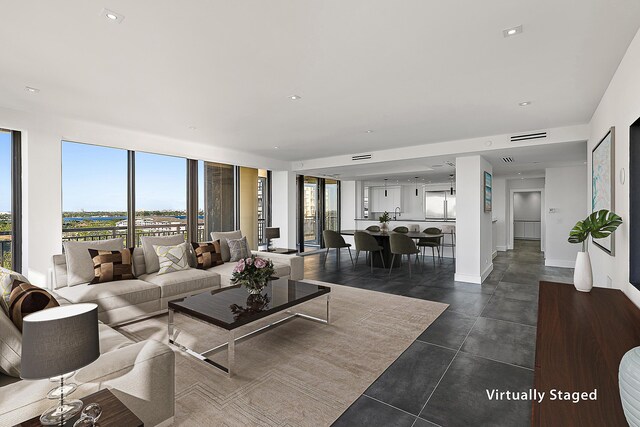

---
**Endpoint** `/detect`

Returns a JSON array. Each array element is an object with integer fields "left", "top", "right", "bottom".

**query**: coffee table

[{"left": 168, "top": 277, "right": 331, "bottom": 377}]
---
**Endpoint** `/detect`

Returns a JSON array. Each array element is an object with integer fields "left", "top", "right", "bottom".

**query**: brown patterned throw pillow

[
  {"left": 191, "top": 241, "right": 224, "bottom": 269},
  {"left": 88, "top": 248, "right": 135, "bottom": 284},
  {"left": 8, "top": 282, "right": 59, "bottom": 331}
]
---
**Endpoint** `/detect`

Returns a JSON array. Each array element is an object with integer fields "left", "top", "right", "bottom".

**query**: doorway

[
  {"left": 296, "top": 176, "right": 341, "bottom": 252},
  {"left": 509, "top": 188, "right": 545, "bottom": 252}
]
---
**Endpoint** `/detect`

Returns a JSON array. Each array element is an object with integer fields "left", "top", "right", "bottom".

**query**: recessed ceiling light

[
  {"left": 25, "top": 86, "right": 40, "bottom": 93},
  {"left": 366, "top": 130, "right": 374, "bottom": 133},
  {"left": 503, "top": 25, "right": 523, "bottom": 38},
  {"left": 101, "top": 8, "right": 124, "bottom": 23},
  {"left": 274, "top": 146, "right": 279, "bottom": 149},
  {"left": 290, "top": 95, "right": 301, "bottom": 100},
  {"left": 188, "top": 126, "right": 197, "bottom": 130},
  {"left": 519, "top": 101, "right": 531, "bottom": 106},
  {"left": 518, "top": 172, "right": 522, "bottom": 175}
]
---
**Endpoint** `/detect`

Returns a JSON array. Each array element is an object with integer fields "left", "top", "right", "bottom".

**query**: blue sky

[
  {"left": 0, "top": 131, "right": 10, "bottom": 213},
  {"left": 63, "top": 142, "right": 187, "bottom": 212}
]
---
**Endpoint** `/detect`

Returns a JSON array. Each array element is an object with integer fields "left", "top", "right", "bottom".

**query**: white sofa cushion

[
  {"left": 0, "top": 310, "right": 21, "bottom": 378},
  {"left": 211, "top": 230, "right": 242, "bottom": 262},
  {"left": 139, "top": 268, "right": 219, "bottom": 298},
  {"left": 55, "top": 279, "right": 161, "bottom": 313},
  {"left": 63, "top": 238, "right": 124, "bottom": 287},
  {"left": 141, "top": 235, "right": 185, "bottom": 274}
]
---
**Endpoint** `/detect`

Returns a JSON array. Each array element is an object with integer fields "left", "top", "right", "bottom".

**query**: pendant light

[
  {"left": 450, "top": 174, "right": 455, "bottom": 195},
  {"left": 384, "top": 179, "right": 388, "bottom": 197},
  {"left": 415, "top": 177, "right": 419, "bottom": 196}
]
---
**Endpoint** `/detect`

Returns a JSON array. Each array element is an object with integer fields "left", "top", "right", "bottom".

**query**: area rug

[{"left": 116, "top": 281, "right": 448, "bottom": 427}]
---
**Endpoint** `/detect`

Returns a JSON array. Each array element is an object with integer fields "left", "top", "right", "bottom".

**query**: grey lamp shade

[
  {"left": 265, "top": 227, "right": 280, "bottom": 239},
  {"left": 21, "top": 303, "right": 100, "bottom": 380}
]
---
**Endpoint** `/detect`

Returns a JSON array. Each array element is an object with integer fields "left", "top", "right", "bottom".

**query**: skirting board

[
  {"left": 492, "top": 250, "right": 498, "bottom": 260},
  {"left": 545, "top": 259, "right": 575, "bottom": 268},
  {"left": 455, "top": 264, "right": 494, "bottom": 284},
  {"left": 496, "top": 245, "right": 507, "bottom": 252}
]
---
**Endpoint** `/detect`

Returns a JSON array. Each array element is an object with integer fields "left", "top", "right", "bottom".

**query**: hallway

[{"left": 305, "top": 240, "right": 573, "bottom": 426}]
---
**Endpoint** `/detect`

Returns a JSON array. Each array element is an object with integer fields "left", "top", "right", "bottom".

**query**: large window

[
  {"left": 0, "top": 130, "right": 21, "bottom": 271},
  {"left": 135, "top": 152, "right": 187, "bottom": 245},
  {"left": 62, "top": 142, "right": 128, "bottom": 244},
  {"left": 62, "top": 141, "right": 270, "bottom": 249}
]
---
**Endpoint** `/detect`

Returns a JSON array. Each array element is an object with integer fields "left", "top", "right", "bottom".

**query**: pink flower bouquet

[{"left": 230, "top": 255, "right": 275, "bottom": 293}]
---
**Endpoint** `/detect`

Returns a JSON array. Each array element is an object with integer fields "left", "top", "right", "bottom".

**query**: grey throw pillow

[
  {"left": 64, "top": 238, "right": 124, "bottom": 286},
  {"left": 141, "top": 235, "right": 185, "bottom": 274},
  {"left": 228, "top": 237, "right": 250, "bottom": 262},
  {"left": 153, "top": 242, "right": 191, "bottom": 275},
  {"left": 0, "top": 308, "right": 22, "bottom": 377},
  {"left": 211, "top": 230, "right": 242, "bottom": 262}
]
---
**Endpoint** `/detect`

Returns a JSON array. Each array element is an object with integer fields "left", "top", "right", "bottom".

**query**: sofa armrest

[
  {"left": 0, "top": 340, "right": 175, "bottom": 427},
  {"left": 251, "top": 251, "right": 304, "bottom": 281}
]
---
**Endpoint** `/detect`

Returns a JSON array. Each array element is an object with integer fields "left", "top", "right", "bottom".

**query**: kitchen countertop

[{"left": 354, "top": 218, "right": 456, "bottom": 223}]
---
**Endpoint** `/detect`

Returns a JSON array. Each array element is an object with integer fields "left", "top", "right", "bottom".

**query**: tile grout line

[
  {"left": 360, "top": 394, "right": 423, "bottom": 421},
  {"left": 456, "top": 349, "right": 535, "bottom": 372}
]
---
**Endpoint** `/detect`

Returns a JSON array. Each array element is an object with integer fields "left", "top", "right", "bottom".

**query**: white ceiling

[
  {"left": 0, "top": 1, "right": 638, "bottom": 162},
  {"left": 303, "top": 141, "right": 587, "bottom": 183}
]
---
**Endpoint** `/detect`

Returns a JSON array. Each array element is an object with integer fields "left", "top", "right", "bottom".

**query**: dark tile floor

[{"left": 306, "top": 240, "right": 574, "bottom": 427}]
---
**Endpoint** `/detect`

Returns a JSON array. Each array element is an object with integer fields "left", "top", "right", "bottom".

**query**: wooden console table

[{"left": 533, "top": 281, "right": 640, "bottom": 426}]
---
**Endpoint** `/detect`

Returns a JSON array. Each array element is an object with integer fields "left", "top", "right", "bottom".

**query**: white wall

[
  {"left": 514, "top": 192, "right": 542, "bottom": 221},
  {"left": 454, "top": 155, "right": 493, "bottom": 284},
  {"left": 340, "top": 180, "right": 357, "bottom": 246},
  {"left": 544, "top": 166, "right": 588, "bottom": 268},
  {"left": 588, "top": 27, "right": 640, "bottom": 304},
  {"left": 0, "top": 106, "right": 290, "bottom": 285},
  {"left": 271, "top": 171, "right": 297, "bottom": 250}
]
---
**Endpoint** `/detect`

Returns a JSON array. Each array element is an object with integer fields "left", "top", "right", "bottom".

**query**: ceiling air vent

[
  {"left": 352, "top": 154, "right": 372, "bottom": 161},
  {"left": 502, "top": 157, "right": 514, "bottom": 163},
  {"left": 510, "top": 131, "right": 548, "bottom": 143}
]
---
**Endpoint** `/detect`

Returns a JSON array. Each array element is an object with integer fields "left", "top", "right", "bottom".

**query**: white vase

[
  {"left": 620, "top": 347, "right": 640, "bottom": 426},
  {"left": 574, "top": 251, "right": 593, "bottom": 292}
]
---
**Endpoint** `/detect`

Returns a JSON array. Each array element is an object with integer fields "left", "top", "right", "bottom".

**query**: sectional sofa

[{"left": 0, "top": 231, "right": 303, "bottom": 426}]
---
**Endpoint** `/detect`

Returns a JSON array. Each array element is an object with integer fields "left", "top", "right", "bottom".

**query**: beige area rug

[{"left": 116, "top": 281, "right": 447, "bottom": 427}]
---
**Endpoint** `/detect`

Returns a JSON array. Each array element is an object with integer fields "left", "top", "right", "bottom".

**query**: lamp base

[{"left": 40, "top": 399, "right": 83, "bottom": 425}]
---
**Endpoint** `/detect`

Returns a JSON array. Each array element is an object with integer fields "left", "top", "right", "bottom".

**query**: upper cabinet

[{"left": 370, "top": 186, "right": 402, "bottom": 213}]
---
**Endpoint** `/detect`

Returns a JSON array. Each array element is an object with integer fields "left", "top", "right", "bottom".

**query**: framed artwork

[
  {"left": 592, "top": 127, "right": 615, "bottom": 255},
  {"left": 484, "top": 171, "right": 492, "bottom": 212}
]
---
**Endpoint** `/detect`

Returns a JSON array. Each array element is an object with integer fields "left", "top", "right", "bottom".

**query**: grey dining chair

[
  {"left": 389, "top": 233, "right": 421, "bottom": 277},
  {"left": 322, "top": 230, "right": 354, "bottom": 266},
  {"left": 417, "top": 227, "right": 442, "bottom": 265},
  {"left": 366, "top": 225, "right": 381, "bottom": 232},
  {"left": 392, "top": 226, "right": 409, "bottom": 233},
  {"left": 354, "top": 231, "right": 385, "bottom": 273}
]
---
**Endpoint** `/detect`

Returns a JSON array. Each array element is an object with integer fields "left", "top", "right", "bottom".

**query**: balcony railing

[
  {"left": 0, "top": 231, "right": 11, "bottom": 270},
  {"left": 62, "top": 224, "right": 206, "bottom": 247}
]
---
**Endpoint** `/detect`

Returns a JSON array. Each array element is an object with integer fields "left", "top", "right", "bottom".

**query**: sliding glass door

[
  {"left": 297, "top": 176, "right": 341, "bottom": 252},
  {"left": 0, "top": 130, "right": 20, "bottom": 271}
]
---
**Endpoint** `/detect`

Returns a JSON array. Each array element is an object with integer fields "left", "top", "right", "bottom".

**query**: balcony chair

[
  {"left": 389, "top": 233, "right": 421, "bottom": 277},
  {"left": 322, "top": 230, "right": 354, "bottom": 266},
  {"left": 354, "top": 231, "right": 385, "bottom": 273},
  {"left": 417, "top": 227, "right": 442, "bottom": 266}
]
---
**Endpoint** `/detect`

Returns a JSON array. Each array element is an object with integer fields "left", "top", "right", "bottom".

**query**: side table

[{"left": 14, "top": 388, "right": 143, "bottom": 427}]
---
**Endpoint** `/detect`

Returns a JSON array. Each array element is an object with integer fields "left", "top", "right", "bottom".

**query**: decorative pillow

[
  {"left": 88, "top": 248, "right": 136, "bottom": 284},
  {"left": 8, "top": 282, "right": 59, "bottom": 331},
  {"left": 64, "top": 238, "right": 124, "bottom": 286},
  {"left": 211, "top": 230, "right": 242, "bottom": 262},
  {"left": 0, "top": 309, "right": 22, "bottom": 377},
  {"left": 1, "top": 267, "right": 30, "bottom": 315},
  {"left": 191, "top": 241, "right": 224, "bottom": 269},
  {"left": 141, "top": 235, "right": 185, "bottom": 274},
  {"left": 228, "top": 237, "right": 250, "bottom": 262},
  {"left": 154, "top": 242, "right": 190, "bottom": 275}
]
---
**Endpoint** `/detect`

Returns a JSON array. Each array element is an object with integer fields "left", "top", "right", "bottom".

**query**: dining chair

[
  {"left": 354, "top": 231, "right": 385, "bottom": 273},
  {"left": 417, "top": 227, "right": 442, "bottom": 265},
  {"left": 366, "top": 225, "right": 381, "bottom": 232},
  {"left": 392, "top": 226, "right": 409, "bottom": 233},
  {"left": 440, "top": 224, "right": 456, "bottom": 260},
  {"left": 389, "top": 233, "right": 421, "bottom": 277},
  {"left": 322, "top": 230, "right": 354, "bottom": 266}
]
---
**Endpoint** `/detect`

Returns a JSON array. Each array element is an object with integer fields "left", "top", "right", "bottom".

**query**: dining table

[{"left": 340, "top": 229, "right": 444, "bottom": 268}]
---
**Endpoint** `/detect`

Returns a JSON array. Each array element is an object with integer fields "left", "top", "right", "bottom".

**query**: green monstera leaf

[{"left": 568, "top": 209, "right": 622, "bottom": 250}]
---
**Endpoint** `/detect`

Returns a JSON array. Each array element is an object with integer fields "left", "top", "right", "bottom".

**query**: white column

[
  {"left": 271, "top": 171, "right": 297, "bottom": 249},
  {"left": 454, "top": 155, "right": 494, "bottom": 284}
]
